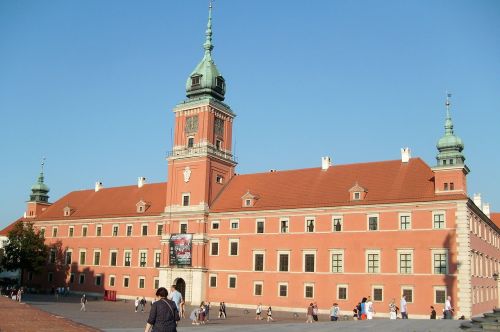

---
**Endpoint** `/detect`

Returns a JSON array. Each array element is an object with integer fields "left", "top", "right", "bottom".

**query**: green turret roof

[
  {"left": 185, "top": 2, "right": 226, "bottom": 101},
  {"left": 29, "top": 159, "right": 50, "bottom": 203},
  {"left": 436, "top": 95, "right": 465, "bottom": 167}
]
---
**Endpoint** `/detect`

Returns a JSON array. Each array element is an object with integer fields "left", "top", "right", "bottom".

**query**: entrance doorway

[{"left": 175, "top": 278, "right": 186, "bottom": 300}]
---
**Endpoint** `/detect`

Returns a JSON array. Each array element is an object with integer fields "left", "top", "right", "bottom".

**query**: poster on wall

[{"left": 169, "top": 234, "right": 193, "bottom": 266}]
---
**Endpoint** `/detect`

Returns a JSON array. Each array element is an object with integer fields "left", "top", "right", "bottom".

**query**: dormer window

[
  {"left": 136, "top": 200, "right": 150, "bottom": 213},
  {"left": 353, "top": 192, "right": 361, "bottom": 200},
  {"left": 245, "top": 199, "right": 251, "bottom": 206},
  {"left": 63, "top": 206, "right": 73, "bottom": 217},
  {"left": 349, "top": 182, "right": 367, "bottom": 201},
  {"left": 191, "top": 75, "right": 201, "bottom": 86},
  {"left": 241, "top": 190, "right": 258, "bottom": 208},
  {"left": 216, "top": 76, "right": 225, "bottom": 89}
]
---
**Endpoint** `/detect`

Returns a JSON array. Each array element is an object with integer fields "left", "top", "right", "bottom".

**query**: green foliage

[{"left": 3, "top": 221, "right": 48, "bottom": 275}]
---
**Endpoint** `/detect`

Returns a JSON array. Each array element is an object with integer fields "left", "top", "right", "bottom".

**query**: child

[
  {"left": 430, "top": 306, "right": 436, "bottom": 319},
  {"left": 267, "top": 306, "right": 274, "bottom": 322}
]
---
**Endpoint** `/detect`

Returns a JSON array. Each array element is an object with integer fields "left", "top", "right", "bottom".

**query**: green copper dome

[
  {"left": 436, "top": 98, "right": 465, "bottom": 167},
  {"left": 185, "top": 3, "right": 226, "bottom": 101},
  {"left": 29, "top": 161, "right": 50, "bottom": 203}
]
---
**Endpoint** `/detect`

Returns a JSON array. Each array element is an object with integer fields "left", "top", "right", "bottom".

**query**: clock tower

[{"left": 161, "top": 2, "right": 236, "bottom": 304}]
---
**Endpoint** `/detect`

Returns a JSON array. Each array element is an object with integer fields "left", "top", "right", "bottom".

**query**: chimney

[
  {"left": 473, "top": 193, "right": 481, "bottom": 209},
  {"left": 138, "top": 177, "right": 146, "bottom": 188},
  {"left": 321, "top": 156, "right": 331, "bottom": 171},
  {"left": 483, "top": 203, "right": 490, "bottom": 218},
  {"left": 401, "top": 147, "right": 411, "bottom": 163},
  {"left": 95, "top": 181, "right": 103, "bottom": 192}
]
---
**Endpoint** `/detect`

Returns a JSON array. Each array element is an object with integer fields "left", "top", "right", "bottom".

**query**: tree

[{"left": 3, "top": 220, "right": 48, "bottom": 285}]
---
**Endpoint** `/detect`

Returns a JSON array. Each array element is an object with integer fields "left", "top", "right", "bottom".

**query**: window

[
  {"left": 280, "top": 218, "right": 289, "bottom": 233},
  {"left": 254, "top": 252, "right": 264, "bottom": 271},
  {"left": 399, "top": 214, "right": 411, "bottom": 230},
  {"left": 70, "top": 273, "right": 75, "bottom": 284},
  {"left": 124, "top": 251, "right": 132, "bottom": 267},
  {"left": 216, "top": 175, "right": 224, "bottom": 184},
  {"left": 182, "top": 194, "right": 190, "bottom": 207},
  {"left": 139, "top": 277, "right": 145, "bottom": 289},
  {"left": 123, "top": 276, "right": 130, "bottom": 288},
  {"left": 216, "top": 76, "right": 224, "bottom": 89},
  {"left": 93, "top": 251, "right": 101, "bottom": 266},
  {"left": 110, "top": 251, "right": 117, "bottom": 266},
  {"left": 112, "top": 225, "right": 119, "bottom": 236},
  {"left": 373, "top": 286, "right": 383, "bottom": 302},
  {"left": 191, "top": 75, "right": 201, "bottom": 86},
  {"left": 434, "top": 287, "right": 447, "bottom": 304},
  {"left": 256, "top": 219, "right": 265, "bottom": 233},
  {"left": 49, "top": 249, "right": 56, "bottom": 264},
  {"left": 211, "top": 221, "right": 220, "bottom": 230},
  {"left": 444, "top": 182, "right": 449, "bottom": 191},
  {"left": 155, "top": 251, "right": 161, "bottom": 268},
  {"left": 210, "top": 241, "right": 219, "bottom": 256},
  {"left": 69, "top": 226, "right": 74, "bottom": 237},
  {"left": 157, "top": 224, "right": 163, "bottom": 236},
  {"left": 337, "top": 284, "right": 348, "bottom": 300},
  {"left": 79, "top": 274, "right": 85, "bottom": 284},
  {"left": 278, "top": 252, "right": 290, "bottom": 272},
  {"left": 402, "top": 287, "right": 413, "bottom": 303},
  {"left": 180, "top": 223, "right": 188, "bottom": 234},
  {"left": 228, "top": 276, "right": 237, "bottom": 288},
  {"left": 304, "top": 284, "right": 314, "bottom": 299},
  {"left": 65, "top": 251, "right": 72, "bottom": 265},
  {"left": 154, "top": 279, "right": 159, "bottom": 289},
  {"left": 304, "top": 252, "right": 316, "bottom": 272},
  {"left": 187, "top": 137, "right": 194, "bottom": 148},
  {"left": 245, "top": 199, "right": 251, "bottom": 206},
  {"left": 305, "top": 217, "right": 315, "bottom": 232},
  {"left": 354, "top": 192, "right": 361, "bottom": 200},
  {"left": 126, "top": 225, "right": 132, "bottom": 236},
  {"left": 79, "top": 251, "right": 86, "bottom": 265},
  {"left": 450, "top": 182, "right": 454, "bottom": 190},
  {"left": 52, "top": 227, "right": 58, "bottom": 237},
  {"left": 366, "top": 250, "right": 380, "bottom": 273},
  {"left": 96, "top": 225, "right": 102, "bottom": 236},
  {"left": 254, "top": 282, "right": 263, "bottom": 296},
  {"left": 331, "top": 250, "right": 344, "bottom": 273},
  {"left": 209, "top": 275, "right": 217, "bottom": 288},
  {"left": 368, "top": 215, "right": 379, "bottom": 231},
  {"left": 398, "top": 250, "right": 413, "bottom": 274},
  {"left": 279, "top": 283, "right": 288, "bottom": 297},
  {"left": 48, "top": 272, "right": 53, "bottom": 282},
  {"left": 82, "top": 226, "right": 87, "bottom": 237},
  {"left": 433, "top": 212, "right": 445, "bottom": 229},
  {"left": 95, "top": 275, "right": 102, "bottom": 286},
  {"left": 142, "top": 224, "right": 148, "bottom": 236},
  {"left": 332, "top": 216, "right": 343, "bottom": 232},
  {"left": 215, "top": 139, "right": 222, "bottom": 150},
  {"left": 140, "top": 251, "right": 147, "bottom": 267},
  {"left": 433, "top": 250, "right": 448, "bottom": 274},
  {"left": 229, "top": 240, "right": 239, "bottom": 256},
  {"left": 40, "top": 228, "right": 46, "bottom": 237},
  {"left": 109, "top": 276, "right": 115, "bottom": 287},
  {"left": 230, "top": 219, "right": 239, "bottom": 230}
]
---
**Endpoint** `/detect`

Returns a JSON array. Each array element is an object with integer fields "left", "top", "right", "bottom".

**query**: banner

[{"left": 169, "top": 234, "right": 192, "bottom": 266}]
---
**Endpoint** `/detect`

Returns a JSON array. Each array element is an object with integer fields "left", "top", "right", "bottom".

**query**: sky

[{"left": 0, "top": 0, "right": 499, "bottom": 230}]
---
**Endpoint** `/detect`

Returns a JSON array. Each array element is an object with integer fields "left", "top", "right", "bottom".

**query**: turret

[{"left": 25, "top": 159, "right": 51, "bottom": 218}]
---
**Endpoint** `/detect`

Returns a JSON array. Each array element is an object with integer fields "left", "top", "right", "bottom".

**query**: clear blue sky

[{"left": 1, "top": 1, "right": 499, "bottom": 230}]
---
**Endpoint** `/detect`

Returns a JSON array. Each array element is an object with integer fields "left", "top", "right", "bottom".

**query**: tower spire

[
  {"left": 436, "top": 92, "right": 465, "bottom": 167},
  {"left": 444, "top": 92, "right": 453, "bottom": 135},
  {"left": 203, "top": 0, "right": 214, "bottom": 57},
  {"left": 30, "top": 157, "right": 50, "bottom": 203}
]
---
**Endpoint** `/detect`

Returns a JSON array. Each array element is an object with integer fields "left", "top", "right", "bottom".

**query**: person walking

[
  {"left": 205, "top": 302, "right": 210, "bottom": 322},
  {"left": 312, "top": 302, "right": 319, "bottom": 322},
  {"left": 400, "top": 295, "right": 408, "bottom": 319},
  {"left": 306, "top": 303, "right": 314, "bottom": 323},
  {"left": 366, "top": 296, "right": 375, "bottom": 320},
  {"left": 141, "top": 297, "right": 147, "bottom": 312},
  {"left": 135, "top": 297, "right": 140, "bottom": 312},
  {"left": 80, "top": 294, "right": 87, "bottom": 312},
  {"left": 145, "top": 287, "right": 180, "bottom": 332},
  {"left": 169, "top": 285, "right": 182, "bottom": 312},
  {"left": 266, "top": 306, "right": 274, "bottom": 322},
  {"left": 330, "top": 303, "right": 340, "bottom": 321},
  {"left": 444, "top": 296, "right": 454, "bottom": 319},
  {"left": 199, "top": 302, "right": 206, "bottom": 324},
  {"left": 221, "top": 302, "right": 227, "bottom": 319},
  {"left": 256, "top": 303, "right": 263, "bottom": 320},
  {"left": 430, "top": 306, "right": 437, "bottom": 319},
  {"left": 360, "top": 297, "right": 367, "bottom": 320},
  {"left": 389, "top": 298, "right": 397, "bottom": 320}
]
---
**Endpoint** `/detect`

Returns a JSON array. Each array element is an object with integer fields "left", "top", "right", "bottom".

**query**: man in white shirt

[
  {"left": 400, "top": 295, "right": 408, "bottom": 319},
  {"left": 444, "top": 296, "right": 453, "bottom": 319},
  {"left": 169, "top": 285, "right": 183, "bottom": 311}
]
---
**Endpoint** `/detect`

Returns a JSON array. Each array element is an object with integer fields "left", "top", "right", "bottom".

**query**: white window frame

[
  {"left": 353, "top": 192, "right": 361, "bottom": 200},
  {"left": 211, "top": 220, "right": 220, "bottom": 230},
  {"left": 432, "top": 210, "right": 446, "bottom": 229},
  {"left": 52, "top": 226, "right": 58, "bottom": 237},
  {"left": 109, "top": 275, "right": 116, "bottom": 287},
  {"left": 337, "top": 284, "right": 348, "bottom": 300},
  {"left": 277, "top": 250, "right": 290, "bottom": 272},
  {"left": 156, "top": 223, "right": 163, "bottom": 236},
  {"left": 397, "top": 249, "right": 413, "bottom": 274},
  {"left": 303, "top": 250, "right": 317, "bottom": 273},
  {"left": 96, "top": 224, "right": 102, "bottom": 236},
  {"left": 209, "top": 274, "right": 218, "bottom": 288},
  {"left": 230, "top": 219, "right": 240, "bottom": 230},
  {"left": 229, "top": 239, "right": 239, "bottom": 256},
  {"left": 278, "top": 282, "right": 288, "bottom": 297},
  {"left": 109, "top": 250, "right": 118, "bottom": 266},
  {"left": 332, "top": 216, "right": 343, "bottom": 232},
  {"left": 401, "top": 285, "right": 414, "bottom": 303},
  {"left": 367, "top": 214, "right": 379, "bottom": 231},
  {"left": 68, "top": 226, "right": 74, "bottom": 237},
  {"left": 112, "top": 224, "right": 119, "bottom": 237},
  {"left": 228, "top": 275, "right": 237, "bottom": 289},
  {"left": 40, "top": 227, "right": 46, "bottom": 237},
  {"left": 399, "top": 213, "right": 412, "bottom": 230},
  {"left": 126, "top": 224, "right": 133, "bottom": 236},
  {"left": 434, "top": 286, "right": 447, "bottom": 304},
  {"left": 95, "top": 274, "right": 103, "bottom": 286},
  {"left": 123, "top": 275, "right": 130, "bottom": 288},
  {"left": 93, "top": 249, "right": 101, "bottom": 266},
  {"left": 139, "top": 250, "right": 148, "bottom": 267},
  {"left": 432, "top": 249, "right": 449, "bottom": 275},
  {"left": 256, "top": 218, "right": 265, "bottom": 234},
  {"left": 138, "top": 276, "right": 146, "bottom": 289},
  {"left": 154, "top": 250, "right": 161, "bottom": 268},
  {"left": 280, "top": 217, "right": 289, "bottom": 233},
  {"left": 182, "top": 193, "right": 190, "bottom": 206},
  {"left": 366, "top": 249, "right": 381, "bottom": 273},
  {"left": 179, "top": 222, "right": 188, "bottom": 234},
  {"left": 372, "top": 285, "right": 384, "bottom": 302},
  {"left": 82, "top": 225, "right": 88, "bottom": 237},
  {"left": 65, "top": 249, "right": 73, "bottom": 265},
  {"left": 253, "top": 281, "right": 264, "bottom": 296},
  {"left": 124, "top": 250, "right": 132, "bottom": 267},
  {"left": 154, "top": 278, "right": 159, "bottom": 290},
  {"left": 304, "top": 282, "right": 315, "bottom": 299},
  {"left": 305, "top": 216, "right": 316, "bottom": 233},
  {"left": 141, "top": 223, "right": 148, "bottom": 236},
  {"left": 253, "top": 250, "right": 265, "bottom": 272},
  {"left": 79, "top": 249, "right": 87, "bottom": 265},
  {"left": 210, "top": 239, "right": 219, "bottom": 256},
  {"left": 330, "top": 249, "right": 344, "bottom": 273}
]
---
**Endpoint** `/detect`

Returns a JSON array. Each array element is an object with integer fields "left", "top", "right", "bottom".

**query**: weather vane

[{"left": 445, "top": 91, "right": 452, "bottom": 111}]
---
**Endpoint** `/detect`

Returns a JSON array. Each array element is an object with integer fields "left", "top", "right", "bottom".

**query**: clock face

[
  {"left": 214, "top": 117, "right": 224, "bottom": 136},
  {"left": 185, "top": 115, "right": 199, "bottom": 134}
]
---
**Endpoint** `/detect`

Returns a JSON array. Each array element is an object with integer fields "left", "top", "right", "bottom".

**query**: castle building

[{"left": 2, "top": 5, "right": 499, "bottom": 319}]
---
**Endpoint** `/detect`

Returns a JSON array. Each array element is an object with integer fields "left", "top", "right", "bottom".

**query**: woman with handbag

[{"left": 145, "top": 287, "right": 180, "bottom": 332}]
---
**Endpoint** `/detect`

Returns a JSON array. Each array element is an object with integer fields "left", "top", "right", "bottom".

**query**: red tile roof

[
  {"left": 491, "top": 213, "right": 500, "bottom": 229},
  {"left": 0, "top": 220, "right": 20, "bottom": 236},
  {"left": 33, "top": 182, "right": 167, "bottom": 221},
  {"left": 210, "top": 158, "right": 466, "bottom": 212}
]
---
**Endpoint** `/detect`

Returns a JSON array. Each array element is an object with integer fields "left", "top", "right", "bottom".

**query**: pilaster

[{"left": 456, "top": 200, "right": 472, "bottom": 318}]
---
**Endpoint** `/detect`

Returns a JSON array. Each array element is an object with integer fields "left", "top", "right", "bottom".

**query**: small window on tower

[
  {"left": 182, "top": 194, "right": 190, "bottom": 207},
  {"left": 191, "top": 75, "right": 201, "bottom": 86},
  {"left": 215, "top": 139, "right": 222, "bottom": 150},
  {"left": 216, "top": 76, "right": 224, "bottom": 89},
  {"left": 444, "top": 183, "right": 449, "bottom": 191},
  {"left": 216, "top": 175, "right": 224, "bottom": 184},
  {"left": 187, "top": 137, "right": 194, "bottom": 148},
  {"left": 449, "top": 159, "right": 454, "bottom": 165},
  {"left": 443, "top": 160, "right": 447, "bottom": 165},
  {"left": 450, "top": 182, "right": 454, "bottom": 190}
]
